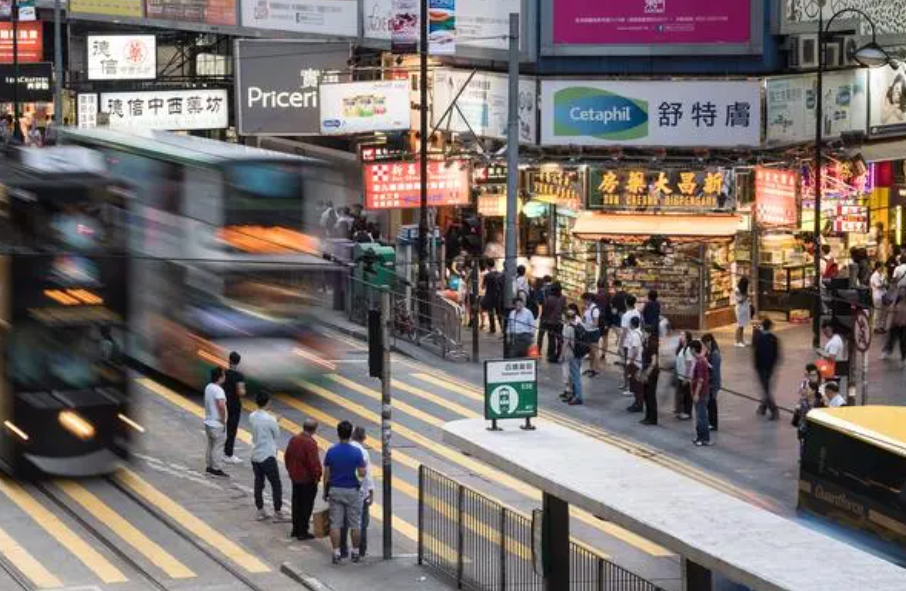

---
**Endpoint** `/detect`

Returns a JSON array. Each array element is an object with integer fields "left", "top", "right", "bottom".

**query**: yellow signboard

[{"left": 70, "top": 0, "right": 143, "bottom": 18}]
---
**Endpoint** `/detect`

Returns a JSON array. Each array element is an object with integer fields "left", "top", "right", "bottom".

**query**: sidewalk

[
  {"left": 316, "top": 305, "right": 904, "bottom": 513},
  {"left": 281, "top": 556, "right": 446, "bottom": 591}
]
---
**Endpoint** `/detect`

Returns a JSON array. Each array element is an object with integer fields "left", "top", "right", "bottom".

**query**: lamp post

[{"left": 812, "top": 5, "right": 890, "bottom": 348}]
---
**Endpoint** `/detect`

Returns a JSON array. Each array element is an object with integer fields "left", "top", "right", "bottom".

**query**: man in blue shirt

[{"left": 323, "top": 420, "right": 367, "bottom": 564}]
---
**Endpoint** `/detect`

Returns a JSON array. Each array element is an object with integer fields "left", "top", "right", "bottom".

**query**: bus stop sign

[{"left": 484, "top": 359, "right": 538, "bottom": 430}]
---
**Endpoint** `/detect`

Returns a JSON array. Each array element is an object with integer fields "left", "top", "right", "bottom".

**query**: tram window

[{"left": 223, "top": 162, "right": 304, "bottom": 227}]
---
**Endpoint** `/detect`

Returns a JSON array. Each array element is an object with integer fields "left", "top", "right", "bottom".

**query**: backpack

[{"left": 572, "top": 324, "right": 590, "bottom": 358}]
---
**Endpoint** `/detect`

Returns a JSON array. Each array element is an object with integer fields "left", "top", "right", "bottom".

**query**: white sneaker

[
  {"left": 881, "top": 351, "right": 890, "bottom": 360},
  {"left": 256, "top": 509, "right": 270, "bottom": 521},
  {"left": 622, "top": 390, "right": 634, "bottom": 397},
  {"left": 735, "top": 342, "right": 746, "bottom": 348},
  {"left": 273, "top": 510, "right": 292, "bottom": 523},
  {"left": 224, "top": 455, "right": 243, "bottom": 464}
]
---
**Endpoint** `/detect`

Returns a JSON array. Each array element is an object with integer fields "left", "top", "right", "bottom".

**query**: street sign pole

[{"left": 380, "top": 287, "right": 392, "bottom": 559}]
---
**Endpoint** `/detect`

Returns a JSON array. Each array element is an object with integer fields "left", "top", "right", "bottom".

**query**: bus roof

[
  {"left": 60, "top": 127, "right": 323, "bottom": 167},
  {"left": 807, "top": 406, "right": 906, "bottom": 458}
]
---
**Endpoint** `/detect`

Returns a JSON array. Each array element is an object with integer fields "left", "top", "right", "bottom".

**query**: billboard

[
  {"left": 0, "top": 21, "right": 41, "bottom": 64},
  {"left": 870, "top": 62, "right": 906, "bottom": 138},
  {"left": 70, "top": 0, "right": 143, "bottom": 18},
  {"left": 235, "top": 40, "right": 349, "bottom": 136},
  {"left": 364, "top": 160, "right": 470, "bottom": 209},
  {"left": 433, "top": 69, "right": 536, "bottom": 143},
  {"left": 240, "top": 0, "right": 357, "bottom": 37},
  {"left": 540, "top": 79, "right": 761, "bottom": 148},
  {"left": 754, "top": 167, "right": 797, "bottom": 227},
  {"left": 765, "top": 71, "right": 867, "bottom": 146},
  {"left": 146, "top": 0, "right": 236, "bottom": 26},
  {"left": 319, "top": 80, "right": 410, "bottom": 134},
  {"left": 0, "top": 63, "right": 51, "bottom": 102},
  {"left": 587, "top": 167, "right": 732, "bottom": 212},
  {"left": 100, "top": 89, "right": 229, "bottom": 131},
  {"left": 87, "top": 35, "right": 156, "bottom": 80}
]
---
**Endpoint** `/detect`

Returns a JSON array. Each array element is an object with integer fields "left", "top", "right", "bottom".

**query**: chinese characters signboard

[
  {"left": 484, "top": 359, "right": 537, "bottom": 422},
  {"left": 70, "top": 0, "right": 143, "bottom": 17},
  {"left": 87, "top": 35, "right": 156, "bottom": 80},
  {"left": 319, "top": 80, "right": 410, "bottom": 134},
  {"left": 766, "top": 71, "right": 867, "bottom": 145},
  {"left": 0, "top": 22, "right": 42, "bottom": 64},
  {"left": 588, "top": 168, "right": 732, "bottom": 212},
  {"left": 528, "top": 168, "right": 585, "bottom": 211},
  {"left": 240, "top": 0, "right": 357, "bottom": 37},
  {"left": 551, "top": 0, "right": 751, "bottom": 47},
  {"left": 100, "top": 89, "right": 228, "bottom": 131},
  {"left": 754, "top": 167, "right": 797, "bottom": 227},
  {"left": 0, "top": 63, "right": 51, "bottom": 102},
  {"left": 78, "top": 94, "right": 98, "bottom": 128},
  {"left": 363, "top": 160, "right": 470, "bottom": 210},
  {"left": 541, "top": 79, "right": 761, "bottom": 147},
  {"left": 146, "top": 0, "right": 236, "bottom": 25}
]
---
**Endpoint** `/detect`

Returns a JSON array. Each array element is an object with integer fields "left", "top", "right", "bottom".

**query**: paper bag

[{"left": 312, "top": 508, "right": 331, "bottom": 538}]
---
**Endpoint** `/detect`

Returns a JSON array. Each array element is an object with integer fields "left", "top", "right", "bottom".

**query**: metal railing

[
  {"left": 346, "top": 274, "right": 468, "bottom": 360},
  {"left": 418, "top": 465, "right": 667, "bottom": 591}
]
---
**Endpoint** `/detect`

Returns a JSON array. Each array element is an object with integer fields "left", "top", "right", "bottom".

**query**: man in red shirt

[
  {"left": 285, "top": 419, "right": 323, "bottom": 540},
  {"left": 690, "top": 341, "right": 712, "bottom": 447}
]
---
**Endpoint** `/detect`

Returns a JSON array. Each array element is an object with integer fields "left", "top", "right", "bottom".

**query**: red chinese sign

[
  {"left": 364, "top": 160, "right": 470, "bottom": 210},
  {"left": 0, "top": 22, "right": 42, "bottom": 64},
  {"left": 755, "top": 167, "right": 797, "bottom": 227}
]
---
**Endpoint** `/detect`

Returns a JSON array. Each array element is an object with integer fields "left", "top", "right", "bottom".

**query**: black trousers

[
  {"left": 643, "top": 369, "right": 659, "bottom": 424},
  {"left": 707, "top": 389, "right": 718, "bottom": 430},
  {"left": 252, "top": 456, "right": 282, "bottom": 511},
  {"left": 224, "top": 404, "right": 241, "bottom": 458},
  {"left": 757, "top": 368, "right": 778, "bottom": 414},
  {"left": 291, "top": 482, "right": 318, "bottom": 537},
  {"left": 538, "top": 323, "right": 563, "bottom": 361}
]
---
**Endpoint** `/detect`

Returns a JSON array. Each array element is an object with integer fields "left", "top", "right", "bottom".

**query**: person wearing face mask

[
  {"left": 560, "top": 304, "right": 588, "bottom": 406},
  {"left": 793, "top": 364, "right": 822, "bottom": 456}
]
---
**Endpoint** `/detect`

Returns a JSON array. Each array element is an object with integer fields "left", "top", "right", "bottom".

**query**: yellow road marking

[
  {"left": 303, "top": 377, "right": 672, "bottom": 558},
  {"left": 0, "top": 525, "right": 63, "bottom": 589},
  {"left": 114, "top": 468, "right": 270, "bottom": 574},
  {"left": 328, "top": 374, "right": 446, "bottom": 428},
  {"left": 390, "top": 378, "right": 483, "bottom": 419},
  {"left": 0, "top": 477, "right": 128, "bottom": 584},
  {"left": 55, "top": 481, "right": 195, "bottom": 579},
  {"left": 412, "top": 373, "right": 483, "bottom": 402}
]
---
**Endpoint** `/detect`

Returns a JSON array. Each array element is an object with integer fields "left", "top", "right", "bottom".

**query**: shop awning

[
  {"left": 572, "top": 212, "right": 742, "bottom": 242},
  {"left": 857, "top": 139, "right": 906, "bottom": 163}
]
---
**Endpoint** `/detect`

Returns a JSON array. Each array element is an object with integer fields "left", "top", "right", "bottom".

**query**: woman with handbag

[{"left": 734, "top": 277, "right": 751, "bottom": 347}]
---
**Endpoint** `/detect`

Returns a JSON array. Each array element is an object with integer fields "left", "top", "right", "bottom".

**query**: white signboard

[
  {"left": 363, "top": 0, "right": 393, "bottom": 40},
  {"left": 241, "top": 0, "right": 358, "bottom": 37},
  {"left": 77, "top": 93, "right": 98, "bottom": 128},
  {"left": 766, "top": 70, "right": 867, "bottom": 146},
  {"left": 319, "top": 80, "right": 410, "bottom": 134},
  {"left": 540, "top": 79, "right": 762, "bottom": 148},
  {"left": 100, "top": 89, "right": 228, "bottom": 131},
  {"left": 87, "top": 35, "right": 156, "bottom": 80},
  {"left": 433, "top": 69, "right": 536, "bottom": 143},
  {"left": 870, "top": 62, "right": 906, "bottom": 138}
]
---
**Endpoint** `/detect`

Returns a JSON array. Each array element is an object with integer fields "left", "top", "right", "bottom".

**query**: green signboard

[{"left": 484, "top": 359, "right": 538, "bottom": 427}]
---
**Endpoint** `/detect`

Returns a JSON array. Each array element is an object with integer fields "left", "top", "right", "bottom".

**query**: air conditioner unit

[{"left": 789, "top": 34, "right": 819, "bottom": 69}]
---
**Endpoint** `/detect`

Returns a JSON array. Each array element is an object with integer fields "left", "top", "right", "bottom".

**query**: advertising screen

[{"left": 0, "top": 22, "right": 42, "bottom": 64}]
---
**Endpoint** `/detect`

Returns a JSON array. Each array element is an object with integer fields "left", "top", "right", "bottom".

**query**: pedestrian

[
  {"left": 593, "top": 279, "right": 612, "bottom": 364},
  {"left": 638, "top": 328, "right": 660, "bottom": 426},
  {"left": 538, "top": 282, "right": 566, "bottom": 363},
  {"left": 482, "top": 259, "right": 505, "bottom": 334},
  {"left": 506, "top": 296, "right": 535, "bottom": 358},
  {"left": 324, "top": 420, "right": 367, "bottom": 565},
  {"left": 674, "top": 331, "right": 694, "bottom": 420},
  {"left": 560, "top": 304, "right": 587, "bottom": 406},
  {"left": 735, "top": 276, "right": 751, "bottom": 347},
  {"left": 249, "top": 391, "right": 289, "bottom": 521},
  {"left": 870, "top": 261, "right": 889, "bottom": 334},
  {"left": 641, "top": 290, "right": 661, "bottom": 344},
  {"left": 884, "top": 285, "right": 906, "bottom": 366},
  {"left": 340, "top": 427, "right": 374, "bottom": 559},
  {"left": 513, "top": 265, "right": 530, "bottom": 302},
  {"left": 203, "top": 367, "right": 229, "bottom": 478},
  {"left": 822, "top": 381, "right": 846, "bottom": 407},
  {"left": 701, "top": 333, "right": 721, "bottom": 431},
  {"left": 223, "top": 351, "right": 246, "bottom": 464},
  {"left": 619, "top": 295, "right": 641, "bottom": 392},
  {"left": 754, "top": 318, "right": 780, "bottom": 420},
  {"left": 610, "top": 280, "right": 628, "bottom": 354},
  {"left": 285, "top": 418, "right": 322, "bottom": 540},
  {"left": 624, "top": 316, "right": 645, "bottom": 412},
  {"left": 817, "top": 320, "right": 849, "bottom": 389},
  {"left": 793, "top": 364, "right": 822, "bottom": 456},
  {"left": 581, "top": 293, "right": 602, "bottom": 377},
  {"left": 690, "top": 340, "right": 712, "bottom": 447}
]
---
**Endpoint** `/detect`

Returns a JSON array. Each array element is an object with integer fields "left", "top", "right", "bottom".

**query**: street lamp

[{"left": 812, "top": 6, "right": 891, "bottom": 347}]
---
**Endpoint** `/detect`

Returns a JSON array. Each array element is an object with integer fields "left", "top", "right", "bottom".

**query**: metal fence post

[
  {"left": 456, "top": 484, "right": 465, "bottom": 588},
  {"left": 417, "top": 465, "right": 425, "bottom": 566},
  {"left": 597, "top": 557, "right": 605, "bottom": 591},
  {"left": 499, "top": 507, "right": 507, "bottom": 591}
]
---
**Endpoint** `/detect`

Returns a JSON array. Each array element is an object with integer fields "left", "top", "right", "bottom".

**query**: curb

[{"left": 281, "top": 562, "right": 336, "bottom": 591}]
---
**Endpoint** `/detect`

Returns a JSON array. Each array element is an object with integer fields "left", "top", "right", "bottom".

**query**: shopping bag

[
  {"left": 527, "top": 344, "right": 540, "bottom": 358},
  {"left": 815, "top": 358, "right": 836, "bottom": 380},
  {"left": 312, "top": 508, "right": 331, "bottom": 538}
]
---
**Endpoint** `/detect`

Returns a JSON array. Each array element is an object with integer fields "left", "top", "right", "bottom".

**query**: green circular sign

[{"left": 490, "top": 385, "right": 519, "bottom": 417}]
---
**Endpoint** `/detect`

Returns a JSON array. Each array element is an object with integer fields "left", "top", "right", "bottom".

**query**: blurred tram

[
  {"left": 0, "top": 147, "right": 133, "bottom": 476},
  {"left": 62, "top": 128, "right": 341, "bottom": 391}
]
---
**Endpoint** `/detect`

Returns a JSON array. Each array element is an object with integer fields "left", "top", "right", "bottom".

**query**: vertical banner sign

[
  {"left": 754, "top": 167, "right": 797, "bottom": 228},
  {"left": 391, "top": 0, "right": 418, "bottom": 52},
  {"left": 0, "top": 0, "right": 11, "bottom": 19},
  {"left": 428, "top": 0, "right": 455, "bottom": 55},
  {"left": 78, "top": 94, "right": 98, "bottom": 128},
  {"left": 484, "top": 359, "right": 538, "bottom": 422},
  {"left": 17, "top": 0, "right": 36, "bottom": 21}
]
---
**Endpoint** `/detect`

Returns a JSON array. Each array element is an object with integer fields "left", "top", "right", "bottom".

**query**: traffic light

[{"left": 368, "top": 309, "right": 383, "bottom": 379}]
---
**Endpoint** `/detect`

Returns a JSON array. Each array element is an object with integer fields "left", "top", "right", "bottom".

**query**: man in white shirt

[
  {"left": 624, "top": 316, "right": 645, "bottom": 411},
  {"left": 823, "top": 382, "right": 846, "bottom": 408},
  {"left": 582, "top": 293, "right": 601, "bottom": 377},
  {"left": 618, "top": 294, "right": 641, "bottom": 392},
  {"left": 203, "top": 367, "right": 228, "bottom": 478},
  {"left": 818, "top": 321, "right": 849, "bottom": 393},
  {"left": 506, "top": 297, "right": 535, "bottom": 358},
  {"left": 870, "top": 261, "right": 889, "bottom": 333},
  {"left": 893, "top": 255, "right": 906, "bottom": 289},
  {"left": 341, "top": 427, "right": 375, "bottom": 559},
  {"left": 249, "top": 391, "right": 290, "bottom": 521}
]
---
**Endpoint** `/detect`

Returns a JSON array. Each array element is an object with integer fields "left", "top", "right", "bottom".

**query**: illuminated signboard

[
  {"left": 587, "top": 168, "right": 732, "bottom": 212},
  {"left": 527, "top": 168, "right": 585, "bottom": 211},
  {"left": 754, "top": 167, "right": 797, "bottom": 227},
  {"left": 363, "top": 160, "right": 470, "bottom": 210}
]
